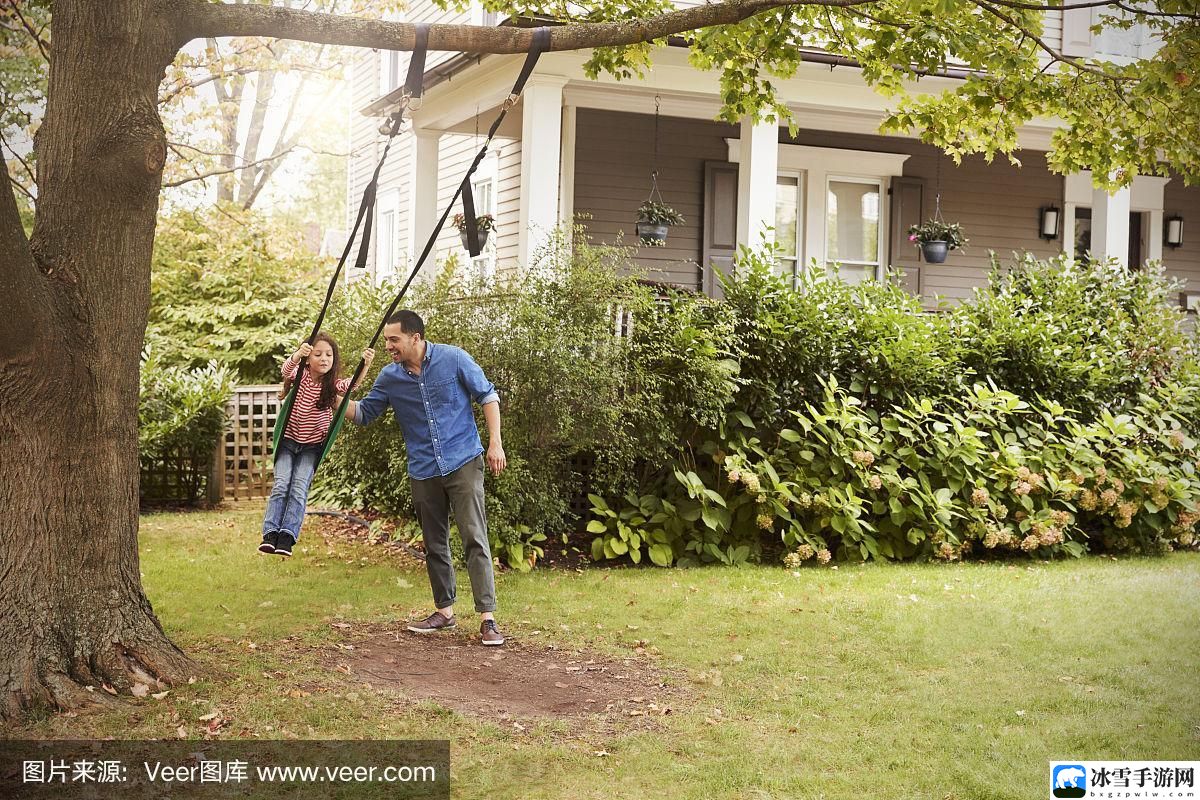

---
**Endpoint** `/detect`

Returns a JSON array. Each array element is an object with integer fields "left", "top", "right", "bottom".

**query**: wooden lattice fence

[{"left": 213, "top": 384, "right": 283, "bottom": 501}]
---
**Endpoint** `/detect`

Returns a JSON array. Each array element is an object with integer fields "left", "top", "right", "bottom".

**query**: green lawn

[{"left": 16, "top": 504, "right": 1200, "bottom": 799}]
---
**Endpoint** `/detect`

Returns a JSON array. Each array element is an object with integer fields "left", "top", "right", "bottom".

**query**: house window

[
  {"left": 380, "top": 50, "right": 401, "bottom": 96},
  {"left": 1074, "top": 207, "right": 1092, "bottom": 260},
  {"left": 825, "top": 178, "right": 881, "bottom": 284},
  {"left": 724, "top": 140, "right": 908, "bottom": 282},
  {"left": 376, "top": 208, "right": 396, "bottom": 285},
  {"left": 775, "top": 174, "right": 803, "bottom": 284}
]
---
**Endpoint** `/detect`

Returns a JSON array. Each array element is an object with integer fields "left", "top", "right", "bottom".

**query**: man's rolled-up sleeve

[{"left": 458, "top": 350, "right": 499, "bottom": 406}]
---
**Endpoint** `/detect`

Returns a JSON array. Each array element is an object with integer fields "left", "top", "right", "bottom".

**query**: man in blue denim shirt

[{"left": 349, "top": 310, "right": 508, "bottom": 646}]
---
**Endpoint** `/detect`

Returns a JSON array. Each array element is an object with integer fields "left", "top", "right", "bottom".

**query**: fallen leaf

[
  {"left": 331, "top": 622, "right": 351, "bottom": 629},
  {"left": 593, "top": 750, "right": 610, "bottom": 757},
  {"left": 151, "top": 691, "right": 170, "bottom": 700},
  {"left": 198, "top": 711, "right": 219, "bottom": 722},
  {"left": 131, "top": 683, "right": 150, "bottom": 698},
  {"left": 176, "top": 726, "right": 188, "bottom": 739},
  {"left": 553, "top": 682, "right": 569, "bottom": 689},
  {"left": 101, "top": 683, "right": 118, "bottom": 696}
]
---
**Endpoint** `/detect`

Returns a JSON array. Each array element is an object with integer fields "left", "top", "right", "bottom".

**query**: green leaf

[{"left": 649, "top": 543, "right": 674, "bottom": 567}]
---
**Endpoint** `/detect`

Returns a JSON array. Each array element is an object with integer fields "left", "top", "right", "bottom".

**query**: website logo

[
  {"left": 1053, "top": 764, "right": 1087, "bottom": 798},
  {"left": 1049, "top": 761, "right": 1198, "bottom": 799}
]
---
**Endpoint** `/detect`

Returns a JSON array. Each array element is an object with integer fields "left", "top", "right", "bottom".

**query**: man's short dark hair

[{"left": 385, "top": 309, "right": 425, "bottom": 338}]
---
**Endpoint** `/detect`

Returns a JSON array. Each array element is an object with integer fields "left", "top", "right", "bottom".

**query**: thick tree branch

[{"left": 167, "top": 0, "right": 880, "bottom": 53}]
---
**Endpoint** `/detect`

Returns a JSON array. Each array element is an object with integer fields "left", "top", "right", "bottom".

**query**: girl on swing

[{"left": 259, "top": 333, "right": 375, "bottom": 557}]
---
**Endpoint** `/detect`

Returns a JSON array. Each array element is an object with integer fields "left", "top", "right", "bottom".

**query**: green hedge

[
  {"left": 148, "top": 207, "right": 322, "bottom": 384},
  {"left": 139, "top": 348, "right": 236, "bottom": 504},
  {"left": 587, "top": 252, "right": 1199, "bottom": 566}
]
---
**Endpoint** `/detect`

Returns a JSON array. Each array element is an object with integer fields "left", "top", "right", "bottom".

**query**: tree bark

[
  {"left": 209, "top": 40, "right": 245, "bottom": 205},
  {"left": 170, "top": 0, "right": 875, "bottom": 54},
  {"left": 0, "top": 0, "right": 195, "bottom": 721}
]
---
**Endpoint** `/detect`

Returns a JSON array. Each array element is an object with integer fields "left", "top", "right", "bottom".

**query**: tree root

[{"left": 1, "top": 625, "right": 200, "bottom": 724}]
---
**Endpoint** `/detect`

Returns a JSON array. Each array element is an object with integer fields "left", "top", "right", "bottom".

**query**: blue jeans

[{"left": 263, "top": 438, "right": 322, "bottom": 543}]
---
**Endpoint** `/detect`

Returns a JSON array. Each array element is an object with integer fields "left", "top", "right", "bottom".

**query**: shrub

[
  {"left": 719, "top": 247, "right": 962, "bottom": 421},
  {"left": 952, "top": 254, "right": 1187, "bottom": 419},
  {"left": 138, "top": 348, "right": 236, "bottom": 503},
  {"left": 147, "top": 207, "right": 324, "bottom": 384}
]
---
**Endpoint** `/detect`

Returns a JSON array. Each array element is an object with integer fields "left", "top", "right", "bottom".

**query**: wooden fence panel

[{"left": 220, "top": 385, "right": 282, "bottom": 501}]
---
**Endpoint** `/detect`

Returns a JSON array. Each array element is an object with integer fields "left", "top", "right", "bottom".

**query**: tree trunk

[{"left": 0, "top": 0, "right": 194, "bottom": 721}]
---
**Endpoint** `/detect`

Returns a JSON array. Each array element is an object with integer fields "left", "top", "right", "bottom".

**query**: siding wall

[
  {"left": 573, "top": 109, "right": 1065, "bottom": 300},
  {"left": 574, "top": 109, "right": 736, "bottom": 290},
  {"left": 347, "top": 48, "right": 391, "bottom": 280},
  {"left": 1163, "top": 179, "right": 1200, "bottom": 301},
  {"left": 496, "top": 139, "right": 523, "bottom": 268}
]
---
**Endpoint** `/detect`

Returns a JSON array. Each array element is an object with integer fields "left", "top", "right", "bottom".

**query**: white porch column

[
  {"left": 407, "top": 127, "right": 441, "bottom": 263},
  {"left": 519, "top": 75, "right": 569, "bottom": 266},
  {"left": 735, "top": 116, "right": 779, "bottom": 249},
  {"left": 1091, "top": 181, "right": 1131, "bottom": 266}
]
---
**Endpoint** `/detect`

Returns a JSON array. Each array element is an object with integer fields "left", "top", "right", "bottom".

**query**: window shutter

[{"left": 888, "top": 176, "right": 924, "bottom": 295}]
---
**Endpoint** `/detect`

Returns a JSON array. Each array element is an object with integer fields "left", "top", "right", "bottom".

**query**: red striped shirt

[{"left": 281, "top": 357, "right": 351, "bottom": 444}]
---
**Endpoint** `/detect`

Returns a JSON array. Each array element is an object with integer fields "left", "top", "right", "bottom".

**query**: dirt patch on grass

[{"left": 324, "top": 624, "right": 681, "bottom": 729}]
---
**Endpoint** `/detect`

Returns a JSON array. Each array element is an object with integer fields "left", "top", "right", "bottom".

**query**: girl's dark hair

[
  {"left": 312, "top": 332, "right": 342, "bottom": 410},
  {"left": 280, "top": 331, "right": 342, "bottom": 410}
]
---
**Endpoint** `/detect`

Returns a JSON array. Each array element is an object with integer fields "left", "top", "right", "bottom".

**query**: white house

[{"left": 347, "top": 4, "right": 1200, "bottom": 308}]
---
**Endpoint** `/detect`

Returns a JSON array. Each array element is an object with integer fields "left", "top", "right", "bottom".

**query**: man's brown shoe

[
  {"left": 480, "top": 619, "right": 505, "bottom": 646},
  {"left": 406, "top": 611, "right": 456, "bottom": 633}
]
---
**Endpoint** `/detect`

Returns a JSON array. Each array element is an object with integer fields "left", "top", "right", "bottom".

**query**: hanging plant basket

[
  {"left": 633, "top": 97, "right": 685, "bottom": 249},
  {"left": 920, "top": 240, "right": 949, "bottom": 263},
  {"left": 636, "top": 221, "right": 670, "bottom": 246},
  {"left": 908, "top": 218, "right": 967, "bottom": 264},
  {"left": 453, "top": 213, "right": 494, "bottom": 253},
  {"left": 460, "top": 228, "right": 490, "bottom": 251}
]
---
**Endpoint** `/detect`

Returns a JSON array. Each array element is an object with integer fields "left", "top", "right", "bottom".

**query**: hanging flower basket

[
  {"left": 636, "top": 199, "right": 684, "bottom": 247},
  {"left": 920, "top": 240, "right": 949, "bottom": 263},
  {"left": 460, "top": 229, "right": 490, "bottom": 251},
  {"left": 908, "top": 219, "right": 967, "bottom": 263},
  {"left": 453, "top": 213, "right": 495, "bottom": 253},
  {"left": 636, "top": 221, "right": 670, "bottom": 245}
]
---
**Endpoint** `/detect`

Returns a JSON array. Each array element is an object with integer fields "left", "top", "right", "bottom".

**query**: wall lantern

[
  {"left": 1165, "top": 215, "right": 1184, "bottom": 248},
  {"left": 1039, "top": 205, "right": 1060, "bottom": 240}
]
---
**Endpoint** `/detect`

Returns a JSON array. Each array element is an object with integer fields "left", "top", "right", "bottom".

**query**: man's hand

[
  {"left": 293, "top": 342, "right": 312, "bottom": 361},
  {"left": 486, "top": 441, "right": 507, "bottom": 475},
  {"left": 362, "top": 348, "right": 375, "bottom": 369}
]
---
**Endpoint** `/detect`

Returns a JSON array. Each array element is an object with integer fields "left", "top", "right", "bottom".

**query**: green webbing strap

[{"left": 319, "top": 28, "right": 552, "bottom": 469}]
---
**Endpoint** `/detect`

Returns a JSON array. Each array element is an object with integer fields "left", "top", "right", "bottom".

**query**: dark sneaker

[
  {"left": 480, "top": 619, "right": 505, "bottom": 646},
  {"left": 406, "top": 611, "right": 456, "bottom": 634},
  {"left": 274, "top": 534, "right": 294, "bottom": 558},
  {"left": 258, "top": 531, "right": 278, "bottom": 554}
]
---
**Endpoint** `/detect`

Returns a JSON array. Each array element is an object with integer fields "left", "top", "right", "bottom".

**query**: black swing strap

[
  {"left": 273, "top": 25, "right": 429, "bottom": 456},
  {"left": 318, "top": 28, "right": 552, "bottom": 468}
]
